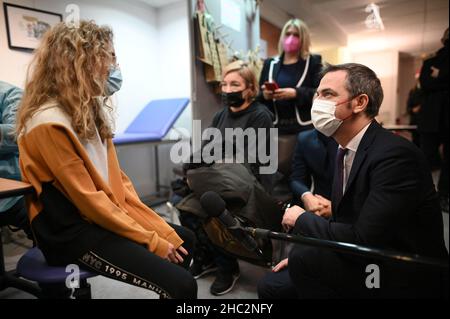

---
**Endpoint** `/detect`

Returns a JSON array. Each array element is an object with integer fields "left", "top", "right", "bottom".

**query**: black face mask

[{"left": 222, "top": 91, "right": 245, "bottom": 108}]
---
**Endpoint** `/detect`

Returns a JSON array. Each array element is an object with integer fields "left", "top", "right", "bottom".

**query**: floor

[{"left": 1, "top": 194, "right": 448, "bottom": 299}]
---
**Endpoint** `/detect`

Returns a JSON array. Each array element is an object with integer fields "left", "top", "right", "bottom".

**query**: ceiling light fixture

[{"left": 365, "top": 3, "right": 385, "bottom": 30}]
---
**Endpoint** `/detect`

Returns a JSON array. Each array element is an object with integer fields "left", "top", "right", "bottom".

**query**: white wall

[
  {"left": 0, "top": 0, "right": 192, "bottom": 134},
  {"left": 0, "top": 0, "right": 35, "bottom": 87},
  {"left": 351, "top": 50, "right": 399, "bottom": 125},
  {"left": 114, "top": 1, "right": 192, "bottom": 197},
  {"left": 0, "top": 0, "right": 161, "bottom": 133},
  {"left": 156, "top": 0, "right": 192, "bottom": 134},
  {"left": 0, "top": 0, "right": 192, "bottom": 197}
]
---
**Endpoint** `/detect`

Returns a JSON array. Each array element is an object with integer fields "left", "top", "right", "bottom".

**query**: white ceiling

[
  {"left": 137, "top": 0, "right": 183, "bottom": 8},
  {"left": 261, "top": 0, "right": 449, "bottom": 55}
]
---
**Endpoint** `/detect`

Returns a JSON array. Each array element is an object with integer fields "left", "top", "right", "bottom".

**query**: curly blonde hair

[{"left": 17, "top": 20, "right": 115, "bottom": 141}]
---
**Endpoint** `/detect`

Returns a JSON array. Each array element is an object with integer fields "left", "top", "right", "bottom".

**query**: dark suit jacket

[
  {"left": 294, "top": 121, "right": 448, "bottom": 259},
  {"left": 419, "top": 44, "right": 449, "bottom": 133},
  {"left": 289, "top": 129, "right": 337, "bottom": 203},
  {"left": 258, "top": 54, "right": 322, "bottom": 125}
]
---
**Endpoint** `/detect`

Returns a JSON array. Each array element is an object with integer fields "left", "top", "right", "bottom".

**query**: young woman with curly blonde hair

[{"left": 17, "top": 20, "right": 196, "bottom": 299}]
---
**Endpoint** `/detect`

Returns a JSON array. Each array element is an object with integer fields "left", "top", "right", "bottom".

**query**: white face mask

[
  {"left": 105, "top": 65, "right": 123, "bottom": 96},
  {"left": 311, "top": 99, "right": 344, "bottom": 137}
]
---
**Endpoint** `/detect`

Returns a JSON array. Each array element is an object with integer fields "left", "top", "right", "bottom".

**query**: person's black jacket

[
  {"left": 419, "top": 43, "right": 449, "bottom": 133},
  {"left": 184, "top": 101, "right": 275, "bottom": 193},
  {"left": 289, "top": 129, "right": 337, "bottom": 203},
  {"left": 406, "top": 85, "right": 423, "bottom": 125},
  {"left": 293, "top": 121, "right": 448, "bottom": 260},
  {"left": 34, "top": 183, "right": 110, "bottom": 266},
  {"left": 258, "top": 54, "right": 322, "bottom": 134}
]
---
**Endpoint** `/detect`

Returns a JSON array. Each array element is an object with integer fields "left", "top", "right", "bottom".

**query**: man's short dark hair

[{"left": 320, "top": 63, "right": 384, "bottom": 118}]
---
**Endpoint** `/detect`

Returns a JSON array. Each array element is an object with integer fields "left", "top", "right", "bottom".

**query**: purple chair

[{"left": 16, "top": 247, "right": 97, "bottom": 299}]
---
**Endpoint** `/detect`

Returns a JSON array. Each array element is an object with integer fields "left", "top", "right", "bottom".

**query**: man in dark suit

[
  {"left": 281, "top": 63, "right": 448, "bottom": 298},
  {"left": 290, "top": 129, "right": 337, "bottom": 218},
  {"left": 258, "top": 129, "right": 337, "bottom": 299},
  {"left": 419, "top": 28, "right": 449, "bottom": 212}
]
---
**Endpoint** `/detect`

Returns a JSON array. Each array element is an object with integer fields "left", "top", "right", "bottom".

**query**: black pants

[
  {"left": 76, "top": 223, "right": 197, "bottom": 299},
  {"left": 421, "top": 132, "right": 449, "bottom": 196},
  {"left": 288, "top": 245, "right": 446, "bottom": 299},
  {"left": 0, "top": 197, "right": 33, "bottom": 240},
  {"left": 257, "top": 269, "right": 297, "bottom": 299}
]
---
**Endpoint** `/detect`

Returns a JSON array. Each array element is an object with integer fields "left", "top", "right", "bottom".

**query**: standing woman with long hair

[
  {"left": 16, "top": 20, "right": 197, "bottom": 299},
  {"left": 259, "top": 18, "right": 322, "bottom": 135}
]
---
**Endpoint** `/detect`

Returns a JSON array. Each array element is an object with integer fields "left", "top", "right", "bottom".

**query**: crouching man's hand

[{"left": 282, "top": 205, "right": 305, "bottom": 232}]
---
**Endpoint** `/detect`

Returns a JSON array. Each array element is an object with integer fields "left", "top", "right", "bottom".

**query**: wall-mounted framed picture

[{"left": 3, "top": 3, "right": 62, "bottom": 52}]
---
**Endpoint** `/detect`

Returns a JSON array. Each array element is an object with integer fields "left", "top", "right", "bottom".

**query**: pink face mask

[{"left": 283, "top": 35, "right": 301, "bottom": 53}]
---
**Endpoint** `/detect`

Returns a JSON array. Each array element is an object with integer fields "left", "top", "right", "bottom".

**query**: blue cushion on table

[{"left": 113, "top": 98, "right": 189, "bottom": 145}]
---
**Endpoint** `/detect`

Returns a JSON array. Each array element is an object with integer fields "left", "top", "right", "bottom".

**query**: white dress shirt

[{"left": 339, "top": 122, "right": 372, "bottom": 192}]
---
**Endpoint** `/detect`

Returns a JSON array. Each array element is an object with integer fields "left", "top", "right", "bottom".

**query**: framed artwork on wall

[{"left": 3, "top": 3, "right": 62, "bottom": 52}]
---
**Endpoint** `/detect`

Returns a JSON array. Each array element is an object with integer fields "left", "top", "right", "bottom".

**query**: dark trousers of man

[
  {"left": 257, "top": 269, "right": 298, "bottom": 299},
  {"left": 0, "top": 198, "right": 33, "bottom": 240},
  {"left": 288, "top": 245, "right": 446, "bottom": 299}
]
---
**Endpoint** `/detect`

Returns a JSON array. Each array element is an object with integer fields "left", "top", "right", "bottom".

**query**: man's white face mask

[{"left": 311, "top": 99, "right": 345, "bottom": 137}]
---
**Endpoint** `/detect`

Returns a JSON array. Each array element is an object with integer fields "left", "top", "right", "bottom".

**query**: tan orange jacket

[{"left": 18, "top": 105, "right": 182, "bottom": 258}]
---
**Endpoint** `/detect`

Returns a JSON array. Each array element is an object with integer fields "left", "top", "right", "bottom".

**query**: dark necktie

[{"left": 332, "top": 147, "right": 348, "bottom": 211}]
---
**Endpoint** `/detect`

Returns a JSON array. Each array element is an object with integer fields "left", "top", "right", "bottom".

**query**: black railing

[{"left": 246, "top": 227, "right": 449, "bottom": 269}]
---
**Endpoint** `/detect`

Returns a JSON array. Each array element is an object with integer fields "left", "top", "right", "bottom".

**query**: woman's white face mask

[
  {"left": 311, "top": 99, "right": 352, "bottom": 137},
  {"left": 105, "top": 65, "right": 123, "bottom": 96}
]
